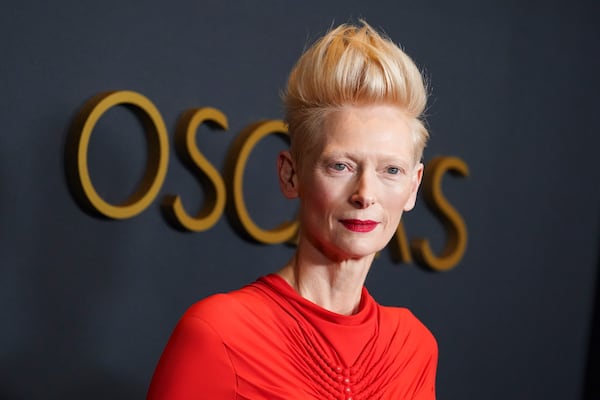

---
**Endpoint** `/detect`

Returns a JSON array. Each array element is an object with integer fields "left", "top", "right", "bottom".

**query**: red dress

[{"left": 147, "top": 274, "right": 437, "bottom": 400}]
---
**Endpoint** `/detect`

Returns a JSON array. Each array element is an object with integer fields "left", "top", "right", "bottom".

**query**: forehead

[{"left": 316, "top": 104, "right": 416, "bottom": 161}]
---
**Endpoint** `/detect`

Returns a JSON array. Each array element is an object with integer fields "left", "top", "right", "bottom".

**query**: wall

[{"left": 1, "top": 1, "right": 599, "bottom": 399}]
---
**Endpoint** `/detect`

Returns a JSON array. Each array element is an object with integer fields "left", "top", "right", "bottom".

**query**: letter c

[{"left": 226, "top": 120, "right": 299, "bottom": 244}]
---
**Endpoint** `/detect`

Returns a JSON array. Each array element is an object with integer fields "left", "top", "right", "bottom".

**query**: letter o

[
  {"left": 69, "top": 91, "right": 169, "bottom": 219},
  {"left": 228, "top": 120, "right": 298, "bottom": 244}
]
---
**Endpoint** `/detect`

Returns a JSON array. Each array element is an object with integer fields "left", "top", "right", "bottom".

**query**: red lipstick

[{"left": 340, "top": 219, "right": 379, "bottom": 233}]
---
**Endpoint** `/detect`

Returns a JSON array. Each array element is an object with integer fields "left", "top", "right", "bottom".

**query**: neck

[{"left": 277, "top": 242, "right": 375, "bottom": 315}]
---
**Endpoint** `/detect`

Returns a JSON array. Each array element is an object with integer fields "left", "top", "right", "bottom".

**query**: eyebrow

[{"left": 320, "top": 150, "right": 412, "bottom": 164}]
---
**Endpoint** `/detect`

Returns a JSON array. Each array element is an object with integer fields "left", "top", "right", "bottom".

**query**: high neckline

[{"left": 258, "top": 273, "right": 376, "bottom": 326}]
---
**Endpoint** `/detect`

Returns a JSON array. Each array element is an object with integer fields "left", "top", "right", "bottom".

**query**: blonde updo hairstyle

[{"left": 283, "top": 21, "right": 429, "bottom": 167}]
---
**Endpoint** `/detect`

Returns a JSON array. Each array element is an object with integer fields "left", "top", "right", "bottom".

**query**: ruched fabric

[{"left": 147, "top": 274, "right": 437, "bottom": 400}]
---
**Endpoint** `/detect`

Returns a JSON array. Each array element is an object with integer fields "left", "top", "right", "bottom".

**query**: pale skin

[{"left": 276, "top": 104, "right": 424, "bottom": 315}]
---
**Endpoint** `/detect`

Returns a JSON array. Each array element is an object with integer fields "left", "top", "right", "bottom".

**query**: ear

[
  {"left": 277, "top": 150, "right": 299, "bottom": 199},
  {"left": 403, "top": 162, "right": 424, "bottom": 211}
]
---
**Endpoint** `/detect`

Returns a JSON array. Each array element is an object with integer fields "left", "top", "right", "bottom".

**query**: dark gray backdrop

[{"left": 1, "top": 1, "right": 599, "bottom": 399}]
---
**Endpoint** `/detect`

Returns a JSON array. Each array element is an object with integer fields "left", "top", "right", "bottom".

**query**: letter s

[
  {"left": 163, "top": 108, "right": 228, "bottom": 232},
  {"left": 412, "top": 156, "right": 469, "bottom": 271}
]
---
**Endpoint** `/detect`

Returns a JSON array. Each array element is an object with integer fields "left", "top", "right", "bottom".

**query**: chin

[{"left": 335, "top": 242, "right": 385, "bottom": 261}]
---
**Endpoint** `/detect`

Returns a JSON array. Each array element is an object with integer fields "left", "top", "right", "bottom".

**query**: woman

[{"left": 148, "top": 21, "right": 437, "bottom": 400}]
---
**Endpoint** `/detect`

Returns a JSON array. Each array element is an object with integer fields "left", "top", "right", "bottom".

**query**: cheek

[
  {"left": 301, "top": 180, "right": 348, "bottom": 221},
  {"left": 383, "top": 186, "right": 413, "bottom": 215},
  {"left": 306, "top": 187, "right": 337, "bottom": 213},
  {"left": 303, "top": 194, "right": 326, "bottom": 214}
]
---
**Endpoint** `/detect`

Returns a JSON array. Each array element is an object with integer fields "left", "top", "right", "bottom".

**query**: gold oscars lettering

[
  {"left": 66, "top": 90, "right": 468, "bottom": 270},
  {"left": 162, "top": 107, "right": 228, "bottom": 232}
]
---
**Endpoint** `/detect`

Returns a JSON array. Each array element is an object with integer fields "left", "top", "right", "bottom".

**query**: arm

[
  {"left": 147, "top": 316, "right": 237, "bottom": 400},
  {"left": 412, "top": 336, "right": 438, "bottom": 400}
]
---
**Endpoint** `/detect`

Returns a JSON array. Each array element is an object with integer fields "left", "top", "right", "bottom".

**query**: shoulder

[
  {"left": 378, "top": 305, "right": 433, "bottom": 334},
  {"left": 180, "top": 283, "right": 280, "bottom": 336},
  {"left": 184, "top": 293, "right": 243, "bottom": 321},
  {"left": 372, "top": 306, "right": 438, "bottom": 397},
  {"left": 378, "top": 305, "right": 438, "bottom": 353}
]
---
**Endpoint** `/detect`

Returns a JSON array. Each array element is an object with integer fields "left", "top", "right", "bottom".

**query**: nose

[{"left": 350, "top": 171, "right": 376, "bottom": 209}]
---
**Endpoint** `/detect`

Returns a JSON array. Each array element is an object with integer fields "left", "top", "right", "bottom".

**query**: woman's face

[{"left": 293, "top": 104, "right": 423, "bottom": 261}]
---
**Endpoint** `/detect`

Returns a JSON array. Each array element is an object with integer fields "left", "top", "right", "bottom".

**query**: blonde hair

[{"left": 283, "top": 21, "right": 429, "bottom": 165}]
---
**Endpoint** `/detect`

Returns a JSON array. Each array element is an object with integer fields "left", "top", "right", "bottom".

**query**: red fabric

[{"left": 148, "top": 274, "right": 437, "bottom": 400}]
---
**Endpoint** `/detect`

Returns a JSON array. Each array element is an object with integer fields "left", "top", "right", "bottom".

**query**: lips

[{"left": 340, "top": 219, "right": 379, "bottom": 233}]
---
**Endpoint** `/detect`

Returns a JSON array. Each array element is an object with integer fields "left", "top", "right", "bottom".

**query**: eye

[
  {"left": 386, "top": 166, "right": 400, "bottom": 175},
  {"left": 332, "top": 163, "right": 347, "bottom": 171}
]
